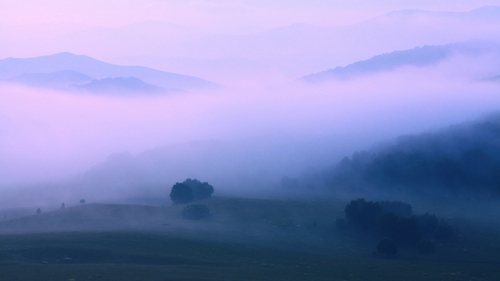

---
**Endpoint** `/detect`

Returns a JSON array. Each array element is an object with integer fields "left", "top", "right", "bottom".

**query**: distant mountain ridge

[
  {"left": 76, "top": 77, "right": 167, "bottom": 95},
  {"left": 0, "top": 52, "right": 218, "bottom": 94},
  {"left": 484, "top": 74, "right": 500, "bottom": 83},
  {"left": 301, "top": 41, "right": 500, "bottom": 82},
  {"left": 0, "top": 6, "right": 498, "bottom": 80},
  {"left": 7, "top": 70, "right": 93, "bottom": 89},
  {"left": 384, "top": 5, "right": 500, "bottom": 20}
]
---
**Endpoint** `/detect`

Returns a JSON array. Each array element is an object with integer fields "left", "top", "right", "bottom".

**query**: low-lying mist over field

[
  {"left": 0, "top": 0, "right": 500, "bottom": 240},
  {"left": 2, "top": 3, "right": 500, "bottom": 280},
  {"left": 1, "top": 47, "right": 500, "bottom": 205},
  {"left": 0, "top": 56, "right": 499, "bottom": 195}
]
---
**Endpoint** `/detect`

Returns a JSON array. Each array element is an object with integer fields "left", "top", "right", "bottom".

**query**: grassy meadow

[{"left": 0, "top": 197, "right": 499, "bottom": 280}]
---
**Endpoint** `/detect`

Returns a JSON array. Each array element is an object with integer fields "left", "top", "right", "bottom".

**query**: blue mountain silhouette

[
  {"left": 301, "top": 41, "right": 500, "bottom": 82},
  {"left": 0, "top": 52, "right": 218, "bottom": 92}
]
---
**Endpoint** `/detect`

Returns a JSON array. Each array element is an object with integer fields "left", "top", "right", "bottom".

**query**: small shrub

[
  {"left": 182, "top": 204, "right": 210, "bottom": 220},
  {"left": 377, "top": 238, "right": 398, "bottom": 256}
]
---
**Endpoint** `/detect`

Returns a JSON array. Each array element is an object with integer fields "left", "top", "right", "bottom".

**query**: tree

[
  {"left": 183, "top": 178, "right": 214, "bottom": 200},
  {"left": 169, "top": 179, "right": 215, "bottom": 204},
  {"left": 417, "top": 239, "right": 436, "bottom": 254},
  {"left": 80, "top": 199, "right": 86, "bottom": 204},
  {"left": 345, "top": 198, "right": 381, "bottom": 231},
  {"left": 36, "top": 208, "right": 41, "bottom": 215},
  {"left": 393, "top": 217, "right": 421, "bottom": 245},
  {"left": 170, "top": 183, "right": 194, "bottom": 204},
  {"left": 377, "top": 238, "right": 398, "bottom": 256},
  {"left": 379, "top": 201, "right": 412, "bottom": 217}
]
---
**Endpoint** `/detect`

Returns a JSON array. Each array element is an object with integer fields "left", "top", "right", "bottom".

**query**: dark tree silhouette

[
  {"left": 345, "top": 198, "right": 381, "bottom": 231},
  {"left": 170, "top": 179, "right": 215, "bottom": 204},
  {"left": 377, "top": 238, "right": 398, "bottom": 256},
  {"left": 342, "top": 198, "right": 452, "bottom": 250},
  {"left": 379, "top": 201, "right": 412, "bottom": 217},
  {"left": 415, "top": 213, "right": 439, "bottom": 239},
  {"left": 394, "top": 217, "right": 421, "bottom": 245},
  {"left": 417, "top": 239, "right": 436, "bottom": 254},
  {"left": 183, "top": 178, "right": 214, "bottom": 200},
  {"left": 434, "top": 223, "right": 454, "bottom": 241},
  {"left": 321, "top": 115, "right": 500, "bottom": 195},
  {"left": 170, "top": 183, "right": 194, "bottom": 204},
  {"left": 377, "top": 212, "right": 400, "bottom": 238}
]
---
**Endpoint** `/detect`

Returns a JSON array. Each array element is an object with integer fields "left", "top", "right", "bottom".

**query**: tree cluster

[
  {"left": 338, "top": 198, "right": 454, "bottom": 254},
  {"left": 324, "top": 115, "right": 500, "bottom": 195},
  {"left": 170, "top": 178, "right": 214, "bottom": 204}
]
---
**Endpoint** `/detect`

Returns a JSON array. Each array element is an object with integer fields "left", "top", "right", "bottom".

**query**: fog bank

[{"left": 0, "top": 58, "right": 499, "bottom": 191}]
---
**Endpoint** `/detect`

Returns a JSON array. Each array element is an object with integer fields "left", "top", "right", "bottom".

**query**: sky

[{"left": 1, "top": 0, "right": 500, "bottom": 29}]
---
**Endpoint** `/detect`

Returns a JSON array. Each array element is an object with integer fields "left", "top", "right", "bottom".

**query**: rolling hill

[
  {"left": 484, "top": 74, "right": 500, "bottom": 82},
  {"left": 309, "top": 113, "right": 500, "bottom": 196},
  {"left": 75, "top": 77, "right": 167, "bottom": 95},
  {"left": 6, "top": 70, "right": 93, "bottom": 89},
  {"left": 0, "top": 52, "right": 218, "bottom": 93},
  {"left": 301, "top": 41, "right": 500, "bottom": 82},
  {"left": 0, "top": 197, "right": 499, "bottom": 281}
]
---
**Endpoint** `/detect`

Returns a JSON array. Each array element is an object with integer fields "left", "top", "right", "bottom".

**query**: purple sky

[{"left": 1, "top": 0, "right": 499, "bottom": 28}]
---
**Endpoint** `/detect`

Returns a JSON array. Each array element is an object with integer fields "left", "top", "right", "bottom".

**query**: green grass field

[{"left": 0, "top": 197, "right": 499, "bottom": 280}]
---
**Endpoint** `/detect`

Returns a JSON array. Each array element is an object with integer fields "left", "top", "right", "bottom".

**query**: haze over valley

[{"left": 1, "top": 2, "right": 500, "bottom": 280}]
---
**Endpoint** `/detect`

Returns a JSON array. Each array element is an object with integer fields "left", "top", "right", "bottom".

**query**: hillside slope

[
  {"left": 316, "top": 113, "right": 500, "bottom": 195},
  {"left": 0, "top": 52, "right": 218, "bottom": 91},
  {"left": 301, "top": 41, "right": 500, "bottom": 82}
]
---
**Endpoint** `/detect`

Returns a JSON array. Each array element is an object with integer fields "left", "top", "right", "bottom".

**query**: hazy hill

[
  {"left": 0, "top": 199, "right": 498, "bottom": 281},
  {"left": 170, "top": 6, "right": 500, "bottom": 77},
  {"left": 71, "top": 135, "right": 368, "bottom": 200},
  {"left": 76, "top": 77, "right": 167, "bottom": 95},
  {"left": 315, "top": 113, "right": 500, "bottom": 196},
  {"left": 382, "top": 5, "right": 500, "bottom": 21},
  {"left": 301, "top": 41, "right": 500, "bottom": 82},
  {"left": 6, "top": 70, "right": 93, "bottom": 89},
  {"left": 0, "top": 197, "right": 354, "bottom": 258},
  {"left": 109, "top": 56, "right": 269, "bottom": 86},
  {"left": 76, "top": 140, "right": 306, "bottom": 197},
  {"left": 0, "top": 203, "right": 174, "bottom": 233},
  {"left": 484, "top": 74, "right": 500, "bottom": 82},
  {"left": 0, "top": 52, "right": 218, "bottom": 91}
]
